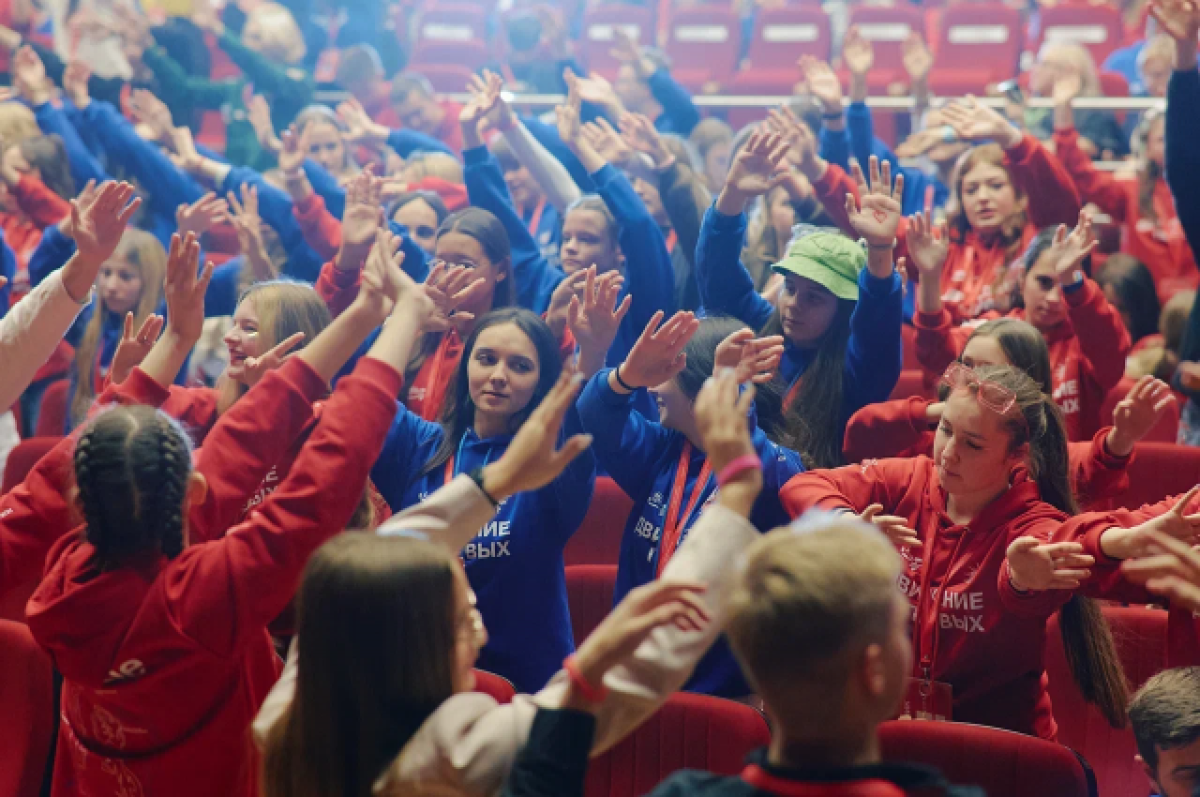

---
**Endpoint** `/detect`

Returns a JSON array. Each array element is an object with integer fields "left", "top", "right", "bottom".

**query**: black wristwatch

[{"left": 469, "top": 466, "right": 500, "bottom": 508}]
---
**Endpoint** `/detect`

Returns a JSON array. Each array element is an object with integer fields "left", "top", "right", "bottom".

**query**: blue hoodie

[
  {"left": 576, "top": 369, "right": 804, "bottom": 697},
  {"left": 371, "top": 404, "right": 596, "bottom": 693},
  {"left": 694, "top": 206, "right": 904, "bottom": 433}
]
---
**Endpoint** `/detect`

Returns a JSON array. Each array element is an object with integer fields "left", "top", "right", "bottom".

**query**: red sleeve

[
  {"left": 1068, "top": 426, "right": 1130, "bottom": 510},
  {"left": 1066, "top": 279, "right": 1132, "bottom": 395},
  {"left": 1051, "top": 127, "right": 1129, "bottom": 222},
  {"left": 914, "top": 309, "right": 970, "bottom": 378},
  {"left": 1056, "top": 507, "right": 1161, "bottom": 603},
  {"left": 13, "top": 174, "right": 70, "bottom": 230},
  {"left": 842, "top": 397, "right": 935, "bottom": 463},
  {"left": 315, "top": 259, "right": 362, "bottom": 318},
  {"left": 0, "top": 435, "right": 78, "bottom": 601},
  {"left": 188, "top": 358, "right": 328, "bottom": 544},
  {"left": 292, "top": 191, "right": 342, "bottom": 262},
  {"left": 94, "top": 369, "right": 220, "bottom": 438},
  {"left": 168, "top": 357, "right": 403, "bottom": 655},
  {"left": 1004, "top": 133, "right": 1081, "bottom": 230},
  {"left": 811, "top": 163, "right": 858, "bottom": 239},
  {"left": 997, "top": 508, "right": 1079, "bottom": 616},
  {"left": 412, "top": 177, "right": 469, "bottom": 212},
  {"left": 779, "top": 457, "right": 917, "bottom": 519}
]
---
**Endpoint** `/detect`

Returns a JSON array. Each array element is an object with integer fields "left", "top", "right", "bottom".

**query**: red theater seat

[
  {"left": 0, "top": 620, "right": 55, "bottom": 797},
  {"left": 846, "top": 5, "right": 926, "bottom": 89},
  {"left": 1114, "top": 442, "right": 1200, "bottom": 511},
  {"left": 879, "top": 720, "right": 1092, "bottom": 797},
  {"left": 413, "top": 5, "right": 488, "bottom": 45},
  {"left": 565, "top": 477, "right": 632, "bottom": 566},
  {"left": 33, "top": 380, "right": 68, "bottom": 439},
  {"left": 1, "top": 437, "right": 61, "bottom": 496},
  {"left": 566, "top": 564, "right": 617, "bottom": 644},
  {"left": 584, "top": 692, "right": 771, "bottom": 797},
  {"left": 1100, "top": 377, "right": 1180, "bottom": 444},
  {"left": 580, "top": 4, "right": 654, "bottom": 80},
  {"left": 726, "top": 5, "right": 830, "bottom": 128},
  {"left": 1045, "top": 606, "right": 1166, "bottom": 797},
  {"left": 928, "top": 5, "right": 1023, "bottom": 96},
  {"left": 664, "top": 7, "right": 742, "bottom": 91},
  {"left": 1035, "top": 4, "right": 1124, "bottom": 67},
  {"left": 472, "top": 669, "right": 516, "bottom": 703}
]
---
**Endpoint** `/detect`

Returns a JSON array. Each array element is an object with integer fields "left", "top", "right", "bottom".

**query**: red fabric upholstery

[
  {"left": 846, "top": 5, "right": 926, "bottom": 88},
  {"left": 730, "top": 6, "right": 831, "bottom": 92},
  {"left": 0, "top": 619, "right": 55, "bottom": 797},
  {"left": 584, "top": 692, "right": 770, "bottom": 797},
  {"left": 879, "top": 720, "right": 1091, "bottom": 797},
  {"left": 33, "top": 380, "right": 68, "bottom": 439},
  {"left": 888, "top": 369, "right": 937, "bottom": 401},
  {"left": 1034, "top": 4, "right": 1124, "bottom": 66},
  {"left": 1113, "top": 442, "right": 1200, "bottom": 511},
  {"left": 1044, "top": 606, "right": 1166, "bottom": 797},
  {"left": 565, "top": 477, "right": 631, "bottom": 566},
  {"left": 566, "top": 564, "right": 617, "bottom": 644},
  {"left": 414, "top": 5, "right": 488, "bottom": 45},
  {"left": 664, "top": 7, "right": 742, "bottom": 91},
  {"left": 1100, "top": 378, "right": 1180, "bottom": 444},
  {"left": 928, "top": 5, "right": 1023, "bottom": 96},
  {"left": 410, "top": 39, "right": 490, "bottom": 74},
  {"left": 2, "top": 437, "right": 61, "bottom": 495},
  {"left": 580, "top": 4, "right": 655, "bottom": 79},
  {"left": 472, "top": 668, "right": 517, "bottom": 703}
]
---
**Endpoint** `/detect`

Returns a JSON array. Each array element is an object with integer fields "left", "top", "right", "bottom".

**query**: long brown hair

[
  {"left": 261, "top": 534, "right": 459, "bottom": 797},
  {"left": 945, "top": 144, "right": 1030, "bottom": 266},
  {"left": 1134, "top": 111, "right": 1164, "bottom": 225},
  {"left": 70, "top": 229, "right": 167, "bottom": 428},
  {"left": 973, "top": 365, "right": 1129, "bottom": 728}
]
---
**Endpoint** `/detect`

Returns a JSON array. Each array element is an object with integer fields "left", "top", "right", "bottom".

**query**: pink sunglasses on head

[{"left": 940, "top": 361, "right": 1018, "bottom": 417}]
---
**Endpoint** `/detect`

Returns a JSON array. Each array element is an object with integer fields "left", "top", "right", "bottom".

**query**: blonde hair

[
  {"left": 1038, "top": 42, "right": 1102, "bottom": 96},
  {"left": 0, "top": 102, "right": 40, "bottom": 147},
  {"left": 245, "top": 3, "right": 306, "bottom": 65},
  {"left": 70, "top": 230, "right": 167, "bottom": 427},
  {"left": 400, "top": 152, "right": 464, "bottom": 185},
  {"left": 216, "top": 281, "right": 332, "bottom": 414},
  {"left": 726, "top": 516, "right": 902, "bottom": 696}
]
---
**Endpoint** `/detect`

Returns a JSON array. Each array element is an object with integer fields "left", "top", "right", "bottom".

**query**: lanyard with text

[
  {"left": 903, "top": 517, "right": 966, "bottom": 721},
  {"left": 656, "top": 441, "right": 712, "bottom": 577},
  {"left": 526, "top": 197, "right": 546, "bottom": 238}
]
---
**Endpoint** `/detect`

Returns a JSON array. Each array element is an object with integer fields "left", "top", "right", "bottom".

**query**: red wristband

[
  {"left": 717, "top": 455, "right": 761, "bottom": 487},
  {"left": 563, "top": 655, "right": 607, "bottom": 703}
]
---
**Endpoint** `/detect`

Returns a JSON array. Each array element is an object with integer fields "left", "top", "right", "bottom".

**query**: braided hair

[{"left": 74, "top": 406, "right": 194, "bottom": 570}]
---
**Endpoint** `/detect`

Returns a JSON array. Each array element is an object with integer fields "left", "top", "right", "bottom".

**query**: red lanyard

[
  {"left": 416, "top": 330, "right": 461, "bottom": 422},
  {"left": 443, "top": 455, "right": 455, "bottom": 484},
  {"left": 526, "top": 197, "right": 545, "bottom": 238},
  {"left": 910, "top": 510, "right": 971, "bottom": 685},
  {"left": 664, "top": 229, "right": 678, "bottom": 253},
  {"left": 656, "top": 441, "right": 712, "bottom": 577}
]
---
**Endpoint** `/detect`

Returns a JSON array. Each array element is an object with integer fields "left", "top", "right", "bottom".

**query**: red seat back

[
  {"left": 741, "top": 7, "right": 831, "bottom": 74},
  {"left": 0, "top": 619, "right": 55, "bottom": 797},
  {"left": 580, "top": 4, "right": 654, "bottom": 80},
  {"left": 1044, "top": 606, "right": 1166, "bottom": 797},
  {"left": 879, "top": 720, "right": 1091, "bottom": 797},
  {"left": 929, "top": 5, "right": 1023, "bottom": 94},
  {"left": 472, "top": 668, "right": 516, "bottom": 703},
  {"left": 566, "top": 564, "right": 617, "bottom": 644},
  {"left": 664, "top": 7, "right": 742, "bottom": 91},
  {"left": 34, "top": 380, "right": 68, "bottom": 439},
  {"left": 1100, "top": 377, "right": 1180, "bottom": 444},
  {"left": 584, "top": 692, "right": 770, "bottom": 797},
  {"left": 1, "top": 437, "right": 62, "bottom": 496},
  {"left": 565, "top": 477, "right": 631, "bottom": 566},
  {"left": 413, "top": 4, "right": 489, "bottom": 45},
  {"left": 1035, "top": 4, "right": 1124, "bottom": 66},
  {"left": 1115, "top": 442, "right": 1200, "bottom": 511},
  {"left": 848, "top": 5, "right": 926, "bottom": 78}
]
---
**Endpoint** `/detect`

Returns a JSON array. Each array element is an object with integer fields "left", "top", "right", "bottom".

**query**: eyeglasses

[{"left": 940, "top": 362, "right": 1018, "bottom": 417}]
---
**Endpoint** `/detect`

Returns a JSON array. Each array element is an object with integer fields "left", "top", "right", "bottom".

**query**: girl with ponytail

[{"left": 781, "top": 364, "right": 1129, "bottom": 738}]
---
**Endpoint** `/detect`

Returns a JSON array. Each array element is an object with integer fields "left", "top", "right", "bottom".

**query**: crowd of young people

[{"left": 4, "top": 0, "right": 1200, "bottom": 794}]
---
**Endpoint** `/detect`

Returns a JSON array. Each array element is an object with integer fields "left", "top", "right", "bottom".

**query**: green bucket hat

[{"left": 771, "top": 232, "right": 865, "bottom": 301}]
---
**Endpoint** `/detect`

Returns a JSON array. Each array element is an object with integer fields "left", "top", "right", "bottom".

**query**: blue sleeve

[
  {"left": 535, "top": 404, "right": 597, "bottom": 543},
  {"left": 205, "top": 259, "right": 244, "bottom": 318},
  {"left": 576, "top": 368, "right": 672, "bottom": 504},
  {"left": 521, "top": 116, "right": 596, "bottom": 193},
  {"left": 590, "top": 164, "right": 676, "bottom": 352},
  {"left": 847, "top": 102, "right": 881, "bottom": 175},
  {"left": 302, "top": 160, "right": 346, "bottom": 218},
  {"left": 369, "top": 403, "right": 445, "bottom": 511},
  {"left": 389, "top": 219, "right": 430, "bottom": 283},
  {"left": 647, "top": 67, "right": 699, "bottom": 137},
  {"left": 842, "top": 266, "right": 904, "bottom": 418},
  {"left": 218, "top": 167, "right": 324, "bottom": 283},
  {"left": 0, "top": 231, "right": 13, "bottom": 316},
  {"left": 28, "top": 225, "right": 76, "bottom": 288},
  {"left": 64, "top": 101, "right": 104, "bottom": 161},
  {"left": 196, "top": 143, "right": 229, "bottom": 163},
  {"left": 463, "top": 145, "right": 565, "bottom": 314},
  {"left": 387, "top": 129, "right": 454, "bottom": 158},
  {"left": 33, "top": 101, "right": 109, "bottom": 188},
  {"left": 694, "top": 205, "right": 774, "bottom": 330},
  {"left": 1167, "top": 69, "right": 1200, "bottom": 261},
  {"left": 819, "top": 125, "right": 851, "bottom": 170},
  {"left": 81, "top": 101, "right": 204, "bottom": 219}
]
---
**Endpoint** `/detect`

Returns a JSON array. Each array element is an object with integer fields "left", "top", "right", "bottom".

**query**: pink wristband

[
  {"left": 717, "top": 455, "right": 761, "bottom": 487},
  {"left": 563, "top": 655, "right": 607, "bottom": 703}
]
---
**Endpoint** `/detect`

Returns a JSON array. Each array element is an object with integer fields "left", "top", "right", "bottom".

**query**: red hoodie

[
  {"left": 1054, "top": 126, "right": 1197, "bottom": 302},
  {"left": 841, "top": 396, "right": 1131, "bottom": 509},
  {"left": 25, "top": 356, "right": 401, "bottom": 797},
  {"left": 815, "top": 135, "right": 1081, "bottom": 322},
  {"left": 781, "top": 457, "right": 1088, "bottom": 740},
  {"left": 912, "top": 278, "right": 1131, "bottom": 441}
]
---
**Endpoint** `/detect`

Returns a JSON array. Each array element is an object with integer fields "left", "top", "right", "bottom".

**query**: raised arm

[
  {"left": 1051, "top": 76, "right": 1129, "bottom": 221},
  {"left": 1157, "top": 0, "right": 1200, "bottom": 253}
]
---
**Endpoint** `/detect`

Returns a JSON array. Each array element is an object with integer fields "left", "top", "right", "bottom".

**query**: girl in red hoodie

[
  {"left": 910, "top": 209, "right": 1131, "bottom": 441},
  {"left": 781, "top": 363, "right": 1136, "bottom": 740},
  {"left": 25, "top": 229, "right": 433, "bottom": 797}
]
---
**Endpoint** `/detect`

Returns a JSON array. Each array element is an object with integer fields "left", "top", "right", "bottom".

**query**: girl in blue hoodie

[
  {"left": 572, "top": 287, "right": 804, "bottom": 698},
  {"left": 370, "top": 306, "right": 596, "bottom": 693}
]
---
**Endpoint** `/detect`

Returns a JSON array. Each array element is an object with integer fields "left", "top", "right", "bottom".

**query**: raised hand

[
  {"left": 799, "top": 56, "right": 843, "bottom": 116},
  {"left": 859, "top": 503, "right": 922, "bottom": 550},
  {"left": 609, "top": 27, "right": 656, "bottom": 79},
  {"left": 129, "top": 89, "right": 175, "bottom": 146},
  {"left": 719, "top": 131, "right": 790, "bottom": 209},
  {"left": 766, "top": 106, "right": 820, "bottom": 176},
  {"left": 714, "top": 328, "right": 785, "bottom": 385},
  {"left": 422, "top": 260, "right": 488, "bottom": 335},
  {"left": 693, "top": 368, "right": 761, "bottom": 512},
  {"left": 71, "top": 181, "right": 141, "bottom": 266},
  {"left": 842, "top": 26, "right": 874, "bottom": 77},
  {"left": 902, "top": 32, "right": 933, "bottom": 83},
  {"left": 175, "top": 192, "right": 227, "bottom": 239},
  {"left": 467, "top": 69, "right": 516, "bottom": 132},
  {"left": 571, "top": 71, "right": 624, "bottom": 116},
  {"left": 169, "top": 126, "right": 206, "bottom": 174},
  {"left": 620, "top": 112, "right": 673, "bottom": 169},
  {"left": 1052, "top": 73, "right": 1083, "bottom": 107},
  {"left": 247, "top": 94, "right": 283, "bottom": 154},
  {"left": 337, "top": 167, "right": 384, "bottom": 270},
  {"left": 460, "top": 70, "right": 502, "bottom": 148},
  {"left": 556, "top": 70, "right": 585, "bottom": 147},
  {"left": 616, "top": 310, "right": 700, "bottom": 390},
  {"left": 108, "top": 312, "right": 164, "bottom": 386},
  {"left": 161, "top": 232, "right": 214, "bottom": 347},
  {"left": 351, "top": 226, "right": 415, "bottom": 324},
  {"left": 227, "top": 184, "right": 276, "bottom": 282},
  {"left": 942, "top": 96, "right": 1023, "bottom": 148},
  {"left": 1006, "top": 538, "right": 1094, "bottom": 591},
  {"left": 1107, "top": 376, "right": 1177, "bottom": 457},
  {"left": 581, "top": 117, "right": 636, "bottom": 168},
  {"left": 568, "top": 267, "right": 631, "bottom": 376},
  {"left": 337, "top": 96, "right": 389, "bottom": 146},
  {"left": 13, "top": 45, "right": 49, "bottom": 104},
  {"left": 905, "top": 207, "right": 949, "bottom": 278},
  {"left": 1149, "top": 0, "right": 1200, "bottom": 42},
  {"left": 277, "top": 127, "right": 307, "bottom": 175},
  {"left": 846, "top": 155, "right": 904, "bottom": 248},
  {"left": 63, "top": 60, "right": 91, "bottom": 108},
  {"left": 1047, "top": 211, "right": 1098, "bottom": 286},
  {"left": 1121, "top": 528, "right": 1200, "bottom": 612},
  {"left": 482, "top": 370, "right": 594, "bottom": 499},
  {"left": 240, "top": 332, "right": 306, "bottom": 385}
]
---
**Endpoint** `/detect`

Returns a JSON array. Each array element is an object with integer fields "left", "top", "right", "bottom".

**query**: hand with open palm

[{"left": 846, "top": 155, "right": 903, "bottom": 247}]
